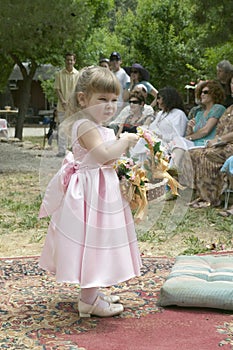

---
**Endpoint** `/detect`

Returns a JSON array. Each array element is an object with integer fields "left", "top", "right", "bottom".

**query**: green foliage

[
  {"left": 0, "top": 0, "right": 114, "bottom": 138},
  {"left": 192, "top": 1, "right": 233, "bottom": 46},
  {"left": 202, "top": 42, "right": 233, "bottom": 79},
  {"left": 112, "top": 0, "right": 202, "bottom": 90},
  {"left": 0, "top": 55, "right": 14, "bottom": 92},
  {"left": 83, "top": 28, "right": 126, "bottom": 65},
  {"left": 0, "top": 0, "right": 232, "bottom": 124},
  {"left": 40, "top": 78, "right": 57, "bottom": 106}
]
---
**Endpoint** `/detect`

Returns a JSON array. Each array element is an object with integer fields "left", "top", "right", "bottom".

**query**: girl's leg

[
  {"left": 80, "top": 287, "right": 98, "bottom": 305},
  {"left": 80, "top": 287, "right": 110, "bottom": 309}
]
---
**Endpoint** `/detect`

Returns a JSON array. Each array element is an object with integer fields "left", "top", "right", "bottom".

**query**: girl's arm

[
  {"left": 78, "top": 121, "right": 138, "bottom": 164},
  {"left": 186, "top": 117, "right": 218, "bottom": 141}
]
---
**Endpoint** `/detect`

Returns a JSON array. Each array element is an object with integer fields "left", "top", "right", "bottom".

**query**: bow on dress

[{"left": 39, "top": 152, "right": 79, "bottom": 218}]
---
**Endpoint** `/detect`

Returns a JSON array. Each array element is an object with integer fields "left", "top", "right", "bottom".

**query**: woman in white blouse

[{"left": 131, "top": 86, "right": 188, "bottom": 161}]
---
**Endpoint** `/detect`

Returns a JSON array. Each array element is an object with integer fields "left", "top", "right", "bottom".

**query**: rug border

[{"left": 0, "top": 250, "right": 233, "bottom": 261}]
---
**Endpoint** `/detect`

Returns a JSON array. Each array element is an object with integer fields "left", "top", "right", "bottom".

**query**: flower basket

[
  {"left": 115, "top": 157, "right": 148, "bottom": 222},
  {"left": 146, "top": 178, "right": 168, "bottom": 202},
  {"left": 115, "top": 128, "right": 184, "bottom": 222},
  {"left": 137, "top": 127, "right": 184, "bottom": 198}
]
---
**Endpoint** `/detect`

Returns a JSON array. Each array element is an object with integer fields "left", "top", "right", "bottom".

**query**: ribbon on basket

[
  {"left": 115, "top": 157, "right": 148, "bottom": 223},
  {"left": 149, "top": 147, "right": 184, "bottom": 196},
  {"left": 137, "top": 127, "right": 184, "bottom": 196},
  {"left": 129, "top": 166, "right": 148, "bottom": 223}
]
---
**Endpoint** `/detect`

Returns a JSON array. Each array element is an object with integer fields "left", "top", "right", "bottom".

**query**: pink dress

[{"left": 39, "top": 119, "right": 142, "bottom": 288}]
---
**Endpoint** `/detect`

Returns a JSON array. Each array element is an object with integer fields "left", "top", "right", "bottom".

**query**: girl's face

[{"left": 78, "top": 92, "right": 118, "bottom": 124}]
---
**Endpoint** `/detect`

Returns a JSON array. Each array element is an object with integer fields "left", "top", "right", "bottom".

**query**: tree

[
  {"left": 112, "top": 0, "right": 202, "bottom": 93},
  {"left": 192, "top": 0, "right": 233, "bottom": 46},
  {"left": 0, "top": 0, "right": 113, "bottom": 139},
  {"left": 190, "top": 1, "right": 233, "bottom": 79}
]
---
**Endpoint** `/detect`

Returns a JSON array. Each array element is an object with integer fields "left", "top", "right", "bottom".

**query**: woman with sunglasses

[
  {"left": 171, "top": 80, "right": 226, "bottom": 169},
  {"left": 116, "top": 91, "right": 153, "bottom": 137},
  {"left": 131, "top": 86, "right": 187, "bottom": 163},
  {"left": 179, "top": 75, "right": 233, "bottom": 209},
  {"left": 123, "top": 63, "right": 158, "bottom": 107}
]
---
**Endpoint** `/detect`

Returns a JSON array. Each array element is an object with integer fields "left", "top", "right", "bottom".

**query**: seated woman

[
  {"left": 181, "top": 103, "right": 233, "bottom": 208},
  {"left": 172, "top": 80, "right": 226, "bottom": 169},
  {"left": 108, "top": 84, "right": 154, "bottom": 134},
  {"left": 123, "top": 63, "right": 158, "bottom": 107},
  {"left": 150, "top": 86, "right": 188, "bottom": 142},
  {"left": 131, "top": 86, "right": 188, "bottom": 162},
  {"left": 116, "top": 91, "right": 153, "bottom": 137}
]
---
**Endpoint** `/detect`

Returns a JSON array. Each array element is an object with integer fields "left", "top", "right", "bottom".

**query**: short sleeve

[
  {"left": 140, "top": 81, "right": 156, "bottom": 94},
  {"left": 208, "top": 104, "right": 226, "bottom": 120}
]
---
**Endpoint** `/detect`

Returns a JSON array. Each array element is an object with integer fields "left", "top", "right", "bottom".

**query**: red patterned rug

[{"left": 0, "top": 256, "right": 232, "bottom": 350}]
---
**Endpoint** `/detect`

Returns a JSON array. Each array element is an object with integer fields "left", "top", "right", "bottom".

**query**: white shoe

[
  {"left": 78, "top": 291, "right": 120, "bottom": 304},
  {"left": 98, "top": 292, "right": 120, "bottom": 304},
  {"left": 78, "top": 296, "right": 123, "bottom": 318}
]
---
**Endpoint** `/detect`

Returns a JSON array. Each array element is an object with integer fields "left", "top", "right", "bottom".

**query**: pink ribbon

[{"left": 61, "top": 162, "right": 79, "bottom": 191}]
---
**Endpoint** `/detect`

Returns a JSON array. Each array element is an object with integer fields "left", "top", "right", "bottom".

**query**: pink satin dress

[{"left": 39, "top": 119, "right": 142, "bottom": 288}]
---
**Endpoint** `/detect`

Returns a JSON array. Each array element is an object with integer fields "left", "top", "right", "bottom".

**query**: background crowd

[{"left": 52, "top": 51, "right": 233, "bottom": 215}]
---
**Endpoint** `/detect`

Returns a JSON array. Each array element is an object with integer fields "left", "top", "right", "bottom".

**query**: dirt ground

[{"left": 0, "top": 139, "right": 232, "bottom": 258}]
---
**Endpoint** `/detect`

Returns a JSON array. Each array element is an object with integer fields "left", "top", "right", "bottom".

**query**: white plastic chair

[
  {"left": 221, "top": 156, "right": 233, "bottom": 209},
  {"left": 0, "top": 119, "right": 8, "bottom": 138}
]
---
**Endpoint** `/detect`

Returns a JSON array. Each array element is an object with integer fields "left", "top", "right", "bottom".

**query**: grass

[
  {"left": 137, "top": 198, "right": 233, "bottom": 256},
  {"left": 0, "top": 173, "right": 49, "bottom": 247},
  {"left": 23, "top": 135, "right": 45, "bottom": 148},
  {"left": 1, "top": 137, "right": 233, "bottom": 257}
]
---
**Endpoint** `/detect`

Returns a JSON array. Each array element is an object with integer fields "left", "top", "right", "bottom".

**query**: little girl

[{"left": 39, "top": 66, "right": 141, "bottom": 317}]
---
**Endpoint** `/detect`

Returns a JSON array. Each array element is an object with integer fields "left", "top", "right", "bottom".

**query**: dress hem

[{"left": 39, "top": 263, "right": 142, "bottom": 288}]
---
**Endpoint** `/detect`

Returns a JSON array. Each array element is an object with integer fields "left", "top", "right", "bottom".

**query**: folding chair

[
  {"left": 221, "top": 156, "right": 233, "bottom": 209},
  {"left": 0, "top": 119, "right": 8, "bottom": 138}
]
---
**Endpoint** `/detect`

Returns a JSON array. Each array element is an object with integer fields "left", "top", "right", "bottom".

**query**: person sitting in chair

[{"left": 116, "top": 91, "right": 153, "bottom": 137}]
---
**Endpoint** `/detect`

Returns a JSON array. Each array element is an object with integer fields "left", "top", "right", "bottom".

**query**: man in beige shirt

[{"left": 54, "top": 53, "right": 79, "bottom": 156}]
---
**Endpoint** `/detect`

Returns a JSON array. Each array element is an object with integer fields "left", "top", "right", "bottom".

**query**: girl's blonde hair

[
  {"left": 75, "top": 65, "right": 120, "bottom": 96},
  {"left": 65, "top": 65, "right": 121, "bottom": 118},
  {"left": 62, "top": 66, "right": 121, "bottom": 144}
]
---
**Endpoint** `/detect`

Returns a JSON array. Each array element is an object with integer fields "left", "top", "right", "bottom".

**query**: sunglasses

[
  {"left": 157, "top": 95, "right": 161, "bottom": 100},
  {"left": 131, "top": 70, "right": 139, "bottom": 74},
  {"left": 201, "top": 90, "right": 209, "bottom": 95},
  {"left": 129, "top": 100, "right": 141, "bottom": 105}
]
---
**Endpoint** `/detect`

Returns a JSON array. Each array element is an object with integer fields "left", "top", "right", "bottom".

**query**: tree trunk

[
  {"left": 11, "top": 57, "right": 38, "bottom": 140},
  {"left": 14, "top": 76, "right": 32, "bottom": 139}
]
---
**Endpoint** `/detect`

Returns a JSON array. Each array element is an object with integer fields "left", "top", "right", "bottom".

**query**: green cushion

[{"left": 159, "top": 255, "right": 233, "bottom": 310}]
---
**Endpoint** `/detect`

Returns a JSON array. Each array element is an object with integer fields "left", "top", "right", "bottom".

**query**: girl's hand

[{"left": 119, "top": 133, "right": 139, "bottom": 147}]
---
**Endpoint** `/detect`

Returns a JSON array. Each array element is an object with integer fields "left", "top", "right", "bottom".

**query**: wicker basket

[{"left": 146, "top": 178, "right": 168, "bottom": 202}]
